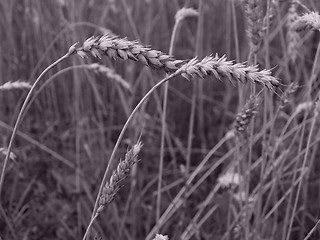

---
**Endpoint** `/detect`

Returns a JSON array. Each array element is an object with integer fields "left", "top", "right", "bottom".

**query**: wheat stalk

[{"left": 179, "top": 55, "right": 280, "bottom": 91}]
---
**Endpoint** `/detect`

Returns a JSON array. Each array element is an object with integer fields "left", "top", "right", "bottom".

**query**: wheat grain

[
  {"left": 0, "top": 81, "right": 32, "bottom": 91},
  {"left": 97, "top": 141, "right": 142, "bottom": 214},
  {"left": 179, "top": 55, "right": 280, "bottom": 91},
  {"left": 73, "top": 35, "right": 184, "bottom": 72},
  {"left": 292, "top": 11, "right": 320, "bottom": 32}
]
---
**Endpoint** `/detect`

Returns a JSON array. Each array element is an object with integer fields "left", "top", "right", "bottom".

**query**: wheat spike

[
  {"left": 88, "top": 63, "right": 131, "bottom": 90},
  {"left": 73, "top": 35, "right": 184, "bottom": 72},
  {"left": 234, "top": 95, "right": 260, "bottom": 133},
  {"left": 292, "top": 11, "right": 320, "bottom": 32},
  {"left": 97, "top": 141, "right": 142, "bottom": 213},
  {"left": 179, "top": 55, "right": 280, "bottom": 91},
  {"left": 0, "top": 81, "right": 32, "bottom": 91}
]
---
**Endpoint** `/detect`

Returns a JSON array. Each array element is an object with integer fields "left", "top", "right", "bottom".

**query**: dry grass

[{"left": 1, "top": 1, "right": 320, "bottom": 240}]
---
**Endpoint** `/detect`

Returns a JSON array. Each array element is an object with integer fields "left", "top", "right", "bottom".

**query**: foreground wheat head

[
  {"left": 70, "top": 35, "right": 184, "bottom": 72},
  {"left": 69, "top": 35, "right": 280, "bottom": 91},
  {"left": 97, "top": 141, "right": 142, "bottom": 214},
  {"left": 179, "top": 55, "right": 280, "bottom": 91}
]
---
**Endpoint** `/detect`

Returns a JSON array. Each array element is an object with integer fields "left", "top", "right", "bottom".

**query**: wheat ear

[
  {"left": 234, "top": 95, "right": 260, "bottom": 134},
  {"left": 292, "top": 11, "right": 320, "bottom": 32},
  {"left": 0, "top": 81, "right": 32, "bottom": 91},
  {"left": 83, "top": 142, "right": 143, "bottom": 240},
  {"left": 73, "top": 35, "right": 184, "bottom": 72},
  {"left": 97, "top": 141, "right": 142, "bottom": 213},
  {"left": 245, "top": 0, "right": 264, "bottom": 55},
  {"left": 179, "top": 55, "right": 280, "bottom": 91}
]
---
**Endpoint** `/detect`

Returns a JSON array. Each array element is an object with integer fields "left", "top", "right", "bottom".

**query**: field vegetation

[{"left": 1, "top": 0, "right": 320, "bottom": 239}]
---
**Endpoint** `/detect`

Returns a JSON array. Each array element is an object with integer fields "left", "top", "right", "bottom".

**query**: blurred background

[{"left": 1, "top": 0, "right": 320, "bottom": 239}]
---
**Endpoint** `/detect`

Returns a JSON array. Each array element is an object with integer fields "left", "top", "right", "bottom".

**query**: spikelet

[
  {"left": 286, "top": 3, "right": 301, "bottom": 63},
  {"left": 292, "top": 11, "right": 320, "bottom": 32},
  {"left": 97, "top": 142, "right": 142, "bottom": 213},
  {"left": 0, "top": 81, "right": 32, "bottom": 91},
  {"left": 178, "top": 55, "right": 280, "bottom": 91},
  {"left": 73, "top": 35, "right": 184, "bottom": 72},
  {"left": 88, "top": 63, "right": 131, "bottom": 90}
]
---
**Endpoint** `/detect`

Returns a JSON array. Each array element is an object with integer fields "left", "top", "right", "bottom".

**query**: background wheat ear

[
  {"left": 0, "top": 81, "right": 31, "bottom": 91},
  {"left": 292, "top": 11, "right": 320, "bottom": 31},
  {"left": 234, "top": 95, "right": 260, "bottom": 134},
  {"left": 82, "top": 141, "right": 143, "bottom": 240}
]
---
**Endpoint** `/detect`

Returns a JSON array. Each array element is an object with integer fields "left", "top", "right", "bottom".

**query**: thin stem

[
  {"left": 156, "top": 16, "right": 181, "bottom": 230},
  {"left": 0, "top": 53, "right": 70, "bottom": 198},
  {"left": 82, "top": 213, "right": 99, "bottom": 240}
]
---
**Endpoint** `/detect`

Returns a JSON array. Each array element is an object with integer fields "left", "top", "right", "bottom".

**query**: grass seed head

[
  {"left": 234, "top": 95, "right": 260, "bottom": 134},
  {"left": 98, "top": 141, "right": 142, "bottom": 213},
  {"left": 179, "top": 55, "right": 280, "bottom": 91},
  {"left": 292, "top": 11, "right": 320, "bottom": 32},
  {"left": 74, "top": 35, "right": 184, "bottom": 72}
]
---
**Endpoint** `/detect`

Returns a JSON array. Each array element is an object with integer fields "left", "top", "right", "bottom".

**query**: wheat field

[{"left": 1, "top": 0, "right": 320, "bottom": 240}]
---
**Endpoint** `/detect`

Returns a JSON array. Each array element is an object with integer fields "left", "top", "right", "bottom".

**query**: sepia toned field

[{"left": 1, "top": 0, "right": 320, "bottom": 239}]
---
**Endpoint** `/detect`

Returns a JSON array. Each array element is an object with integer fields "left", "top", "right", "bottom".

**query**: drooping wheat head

[
  {"left": 70, "top": 35, "right": 184, "bottom": 72},
  {"left": 178, "top": 55, "right": 280, "bottom": 91}
]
